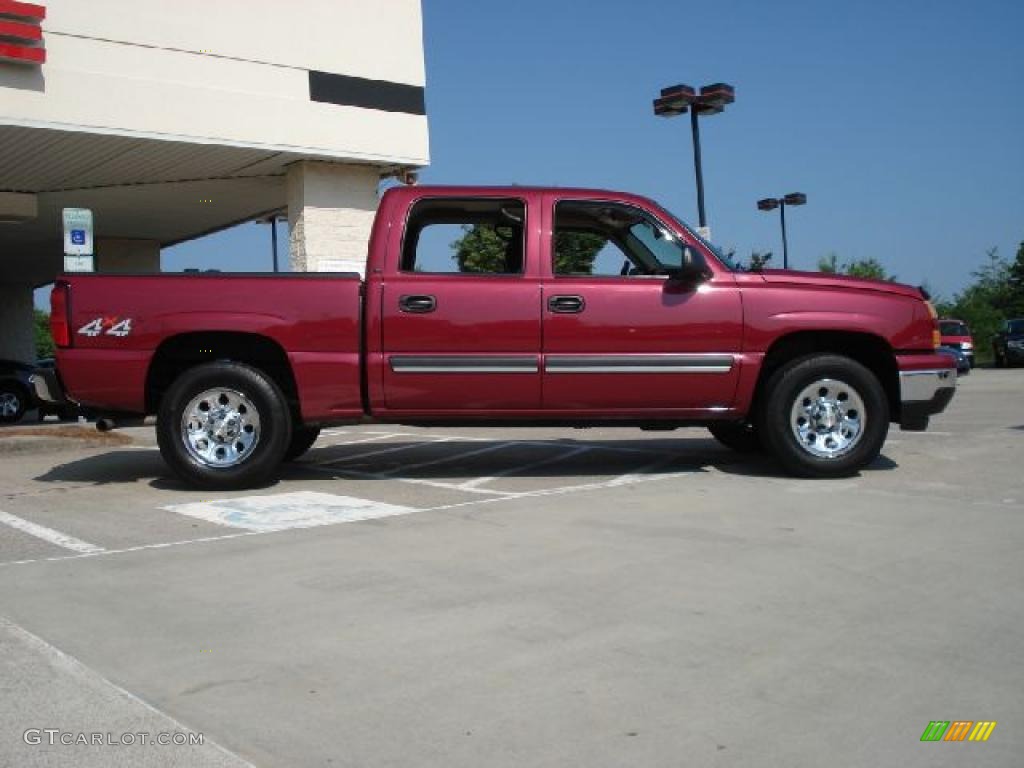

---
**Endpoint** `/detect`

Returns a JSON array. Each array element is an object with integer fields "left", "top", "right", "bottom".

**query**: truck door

[
  {"left": 540, "top": 196, "right": 743, "bottom": 413},
  {"left": 378, "top": 195, "right": 542, "bottom": 412}
]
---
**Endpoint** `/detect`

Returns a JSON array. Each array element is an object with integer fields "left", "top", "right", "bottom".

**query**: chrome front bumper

[
  {"left": 900, "top": 368, "right": 956, "bottom": 402},
  {"left": 898, "top": 368, "right": 956, "bottom": 430}
]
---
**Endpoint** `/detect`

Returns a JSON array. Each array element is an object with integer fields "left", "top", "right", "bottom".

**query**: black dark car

[
  {"left": 0, "top": 359, "right": 36, "bottom": 423},
  {"left": 993, "top": 318, "right": 1024, "bottom": 368}
]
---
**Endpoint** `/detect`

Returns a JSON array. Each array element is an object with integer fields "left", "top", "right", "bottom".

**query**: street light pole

[
  {"left": 779, "top": 201, "right": 788, "bottom": 269},
  {"left": 757, "top": 193, "right": 806, "bottom": 269},
  {"left": 689, "top": 108, "right": 706, "bottom": 229},
  {"left": 654, "top": 83, "right": 734, "bottom": 237}
]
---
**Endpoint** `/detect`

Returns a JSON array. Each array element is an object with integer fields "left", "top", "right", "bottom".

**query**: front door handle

[
  {"left": 548, "top": 295, "right": 585, "bottom": 314},
  {"left": 399, "top": 294, "right": 437, "bottom": 314}
]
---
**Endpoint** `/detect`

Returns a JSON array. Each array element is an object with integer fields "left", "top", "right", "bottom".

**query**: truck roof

[{"left": 382, "top": 184, "right": 665, "bottom": 206}]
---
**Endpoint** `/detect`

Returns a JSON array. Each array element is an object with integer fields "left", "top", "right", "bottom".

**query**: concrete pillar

[
  {"left": 96, "top": 239, "right": 161, "bottom": 273},
  {"left": 0, "top": 283, "right": 36, "bottom": 363},
  {"left": 287, "top": 161, "right": 379, "bottom": 275}
]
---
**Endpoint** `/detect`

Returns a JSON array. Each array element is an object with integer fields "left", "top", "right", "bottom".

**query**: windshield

[
  {"left": 940, "top": 321, "right": 969, "bottom": 336},
  {"left": 1008, "top": 320, "right": 1024, "bottom": 335}
]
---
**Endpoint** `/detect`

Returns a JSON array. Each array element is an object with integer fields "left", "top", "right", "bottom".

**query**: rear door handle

[
  {"left": 548, "top": 295, "right": 585, "bottom": 314},
  {"left": 399, "top": 294, "right": 437, "bottom": 313}
]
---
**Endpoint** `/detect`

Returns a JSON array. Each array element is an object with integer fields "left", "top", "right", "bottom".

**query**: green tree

[
  {"left": 843, "top": 258, "right": 894, "bottom": 281},
  {"left": 34, "top": 309, "right": 54, "bottom": 359},
  {"left": 816, "top": 253, "right": 895, "bottom": 281},
  {"left": 553, "top": 231, "right": 607, "bottom": 275},
  {"left": 933, "top": 246, "right": 1019, "bottom": 364},
  {"left": 452, "top": 224, "right": 511, "bottom": 273},
  {"left": 451, "top": 224, "right": 607, "bottom": 275},
  {"left": 817, "top": 253, "right": 838, "bottom": 273},
  {"left": 1007, "top": 240, "right": 1024, "bottom": 316},
  {"left": 747, "top": 251, "right": 773, "bottom": 271}
]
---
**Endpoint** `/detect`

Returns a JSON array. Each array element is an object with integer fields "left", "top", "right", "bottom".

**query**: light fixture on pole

[
  {"left": 653, "top": 82, "right": 735, "bottom": 238},
  {"left": 757, "top": 192, "right": 806, "bottom": 269}
]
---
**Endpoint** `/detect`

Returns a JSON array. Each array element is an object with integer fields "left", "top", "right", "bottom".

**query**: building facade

[{"left": 0, "top": 0, "right": 429, "bottom": 361}]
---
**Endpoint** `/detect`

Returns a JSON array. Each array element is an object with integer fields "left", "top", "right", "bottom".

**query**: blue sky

[{"left": 164, "top": 0, "right": 1023, "bottom": 300}]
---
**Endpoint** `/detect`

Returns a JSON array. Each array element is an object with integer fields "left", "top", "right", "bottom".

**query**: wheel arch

[
  {"left": 754, "top": 331, "right": 900, "bottom": 422},
  {"left": 145, "top": 332, "right": 299, "bottom": 416}
]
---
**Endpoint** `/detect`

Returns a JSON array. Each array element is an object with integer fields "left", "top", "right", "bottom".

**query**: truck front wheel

[
  {"left": 284, "top": 426, "right": 321, "bottom": 461},
  {"left": 758, "top": 354, "right": 889, "bottom": 478},
  {"left": 157, "top": 362, "right": 292, "bottom": 489}
]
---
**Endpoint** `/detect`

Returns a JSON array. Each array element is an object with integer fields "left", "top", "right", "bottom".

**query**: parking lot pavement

[{"left": 1, "top": 369, "right": 1022, "bottom": 767}]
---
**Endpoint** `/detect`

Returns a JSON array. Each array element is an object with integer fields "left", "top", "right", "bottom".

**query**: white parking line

[
  {"left": 374, "top": 476, "right": 515, "bottom": 496},
  {"left": 315, "top": 432, "right": 404, "bottom": 449},
  {"left": 0, "top": 510, "right": 105, "bottom": 554},
  {"left": 377, "top": 441, "right": 514, "bottom": 476},
  {"left": 315, "top": 437, "right": 457, "bottom": 466},
  {"left": 459, "top": 446, "right": 593, "bottom": 489},
  {"left": 607, "top": 455, "right": 684, "bottom": 486},
  {"left": 1, "top": 460, "right": 697, "bottom": 568},
  {"left": 312, "top": 465, "right": 516, "bottom": 496}
]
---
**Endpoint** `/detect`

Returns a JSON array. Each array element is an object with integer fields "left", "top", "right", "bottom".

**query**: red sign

[{"left": 0, "top": 0, "right": 45, "bottom": 65}]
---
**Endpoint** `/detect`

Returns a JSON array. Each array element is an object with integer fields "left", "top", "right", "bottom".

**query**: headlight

[{"left": 961, "top": 342, "right": 973, "bottom": 350}]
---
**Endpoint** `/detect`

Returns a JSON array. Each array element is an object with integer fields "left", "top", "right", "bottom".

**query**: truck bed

[{"left": 55, "top": 272, "right": 365, "bottom": 423}]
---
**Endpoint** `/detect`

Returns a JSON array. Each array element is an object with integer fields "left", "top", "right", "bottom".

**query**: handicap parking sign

[{"left": 63, "top": 208, "right": 95, "bottom": 271}]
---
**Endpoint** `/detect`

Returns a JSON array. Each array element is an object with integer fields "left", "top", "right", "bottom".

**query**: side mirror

[{"left": 666, "top": 247, "right": 709, "bottom": 285}]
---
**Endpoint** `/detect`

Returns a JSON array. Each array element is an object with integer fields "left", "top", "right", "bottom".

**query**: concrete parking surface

[{"left": 1, "top": 370, "right": 1022, "bottom": 767}]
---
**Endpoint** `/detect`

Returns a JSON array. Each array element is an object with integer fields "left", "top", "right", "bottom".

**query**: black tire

[
  {"left": 0, "top": 382, "right": 28, "bottom": 424},
  {"left": 994, "top": 350, "right": 1005, "bottom": 368},
  {"left": 708, "top": 422, "right": 762, "bottom": 453},
  {"left": 284, "top": 426, "right": 321, "bottom": 461},
  {"left": 156, "top": 362, "right": 292, "bottom": 490},
  {"left": 758, "top": 354, "right": 889, "bottom": 478}
]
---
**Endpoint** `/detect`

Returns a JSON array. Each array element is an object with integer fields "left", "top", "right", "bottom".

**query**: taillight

[{"left": 50, "top": 281, "right": 71, "bottom": 347}]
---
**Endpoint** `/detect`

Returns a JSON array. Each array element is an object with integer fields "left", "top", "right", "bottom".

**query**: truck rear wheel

[
  {"left": 157, "top": 362, "right": 292, "bottom": 489},
  {"left": 758, "top": 354, "right": 888, "bottom": 478}
]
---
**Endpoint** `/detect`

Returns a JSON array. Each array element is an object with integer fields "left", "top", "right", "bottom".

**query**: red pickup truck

[{"left": 34, "top": 186, "right": 956, "bottom": 489}]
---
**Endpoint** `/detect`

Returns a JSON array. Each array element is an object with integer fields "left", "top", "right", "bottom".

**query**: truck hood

[{"left": 757, "top": 269, "right": 924, "bottom": 299}]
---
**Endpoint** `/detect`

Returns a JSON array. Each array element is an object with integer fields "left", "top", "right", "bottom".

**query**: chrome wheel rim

[
  {"left": 181, "top": 388, "right": 260, "bottom": 468},
  {"left": 790, "top": 378, "right": 865, "bottom": 459},
  {"left": 0, "top": 392, "right": 20, "bottom": 418}
]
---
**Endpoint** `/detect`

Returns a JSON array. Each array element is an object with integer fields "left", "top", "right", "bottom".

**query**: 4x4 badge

[{"left": 77, "top": 317, "right": 133, "bottom": 337}]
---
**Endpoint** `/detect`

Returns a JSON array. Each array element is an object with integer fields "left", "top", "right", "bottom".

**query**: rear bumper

[{"left": 897, "top": 358, "right": 957, "bottom": 431}]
